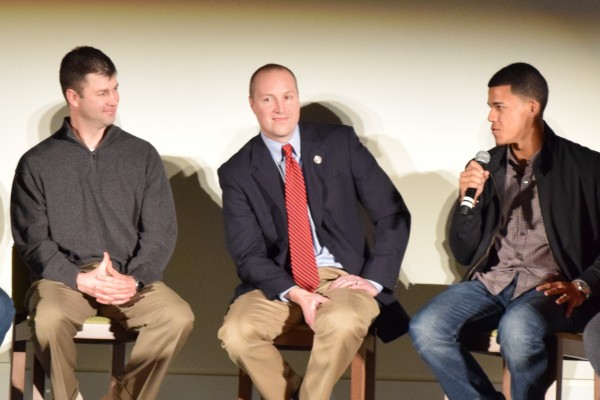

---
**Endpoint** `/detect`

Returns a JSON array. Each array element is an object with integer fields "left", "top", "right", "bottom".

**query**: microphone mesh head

[{"left": 475, "top": 150, "right": 491, "bottom": 165}]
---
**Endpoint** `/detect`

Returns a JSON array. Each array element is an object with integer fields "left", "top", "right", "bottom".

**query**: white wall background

[{"left": 1, "top": 0, "right": 599, "bottom": 398}]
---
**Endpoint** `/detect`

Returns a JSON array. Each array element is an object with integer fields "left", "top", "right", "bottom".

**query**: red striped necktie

[{"left": 282, "top": 144, "right": 320, "bottom": 292}]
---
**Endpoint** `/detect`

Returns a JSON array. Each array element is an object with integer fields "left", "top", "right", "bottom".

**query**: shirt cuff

[
  {"left": 278, "top": 285, "right": 298, "bottom": 302},
  {"left": 366, "top": 279, "right": 383, "bottom": 294}
]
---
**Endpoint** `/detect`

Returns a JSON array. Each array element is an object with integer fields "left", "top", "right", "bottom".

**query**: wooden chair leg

[
  {"left": 238, "top": 368, "right": 253, "bottom": 400},
  {"left": 32, "top": 354, "right": 45, "bottom": 400},
  {"left": 351, "top": 334, "right": 376, "bottom": 400},
  {"left": 111, "top": 342, "right": 127, "bottom": 389},
  {"left": 10, "top": 339, "right": 26, "bottom": 400},
  {"left": 364, "top": 335, "right": 376, "bottom": 400}
]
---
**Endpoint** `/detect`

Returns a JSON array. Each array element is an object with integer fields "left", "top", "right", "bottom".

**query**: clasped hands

[
  {"left": 288, "top": 274, "right": 377, "bottom": 331},
  {"left": 76, "top": 252, "right": 137, "bottom": 305}
]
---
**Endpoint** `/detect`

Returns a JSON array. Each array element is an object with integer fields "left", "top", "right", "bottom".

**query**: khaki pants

[
  {"left": 218, "top": 268, "right": 379, "bottom": 400},
  {"left": 27, "top": 280, "right": 194, "bottom": 400}
]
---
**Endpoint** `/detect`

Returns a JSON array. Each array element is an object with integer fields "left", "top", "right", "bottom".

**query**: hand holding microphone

[{"left": 459, "top": 150, "right": 491, "bottom": 215}]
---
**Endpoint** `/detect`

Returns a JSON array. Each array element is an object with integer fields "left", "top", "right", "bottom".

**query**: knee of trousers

[
  {"left": 408, "top": 307, "right": 454, "bottom": 352},
  {"left": 0, "top": 297, "right": 15, "bottom": 335},
  {"left": 218, "top": 313, "right": 271, "bottom": 359},
  {"left": 30, "top": 308, "right": 76, "bottom": 342},
  {"left": 497, "top": 327, "right": 546, "bottom": 366},
  {"left": 316, "top": 303, "right": 373, "bottom": 341},
  {"left": 156, "top": 299, "right": 195, "bottom": 335}
]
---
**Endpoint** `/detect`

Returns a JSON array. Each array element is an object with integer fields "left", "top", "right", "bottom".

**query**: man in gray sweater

[{"left": 10, "top": 46, "right": 194, "bottom": 400}]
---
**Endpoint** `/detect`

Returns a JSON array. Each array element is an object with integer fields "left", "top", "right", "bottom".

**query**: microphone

[{"left": 460, "top": 150, "right": 491, "bottom": 215}]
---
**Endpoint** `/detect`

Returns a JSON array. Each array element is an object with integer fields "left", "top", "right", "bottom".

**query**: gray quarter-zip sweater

[{"left": 11, "top": 118, "right": 177, "bottom": 290}]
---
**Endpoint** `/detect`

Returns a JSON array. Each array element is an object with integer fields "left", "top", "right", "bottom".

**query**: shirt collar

[
  {"left": 506, "top": 147, "right": 541, "bottom": 170},
  {"left": 260, "top": 125, "right": 301, "bottom": 163}
]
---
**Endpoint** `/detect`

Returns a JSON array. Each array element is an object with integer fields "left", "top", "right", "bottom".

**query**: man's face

[
  {"left": 70, "top": 73, "right": 119, "bottom": 129},
  {"left": 487, "top": 85, "right": 536, "bottom": 146},
  {"left": 249, "top": 69, "right": 300, "bottom": 143}
]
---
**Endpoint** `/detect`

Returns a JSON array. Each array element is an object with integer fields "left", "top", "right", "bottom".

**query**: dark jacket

[
  {"left": 218, "top": 122, "right": 411, "bottom": 342},
  {"left": 449, "top": 123, "right": 600, "bottom": 312}
]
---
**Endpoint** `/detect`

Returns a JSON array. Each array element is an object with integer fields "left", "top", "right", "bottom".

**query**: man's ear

[
  {"left": 529, "top": 99, "right": 541, "bottom": 115},
  {"left": 65, "top": 88, "right": 79, "bottom": 107},
  {"left": 249, "top": 96, "right": 258, "bottom": 115}
]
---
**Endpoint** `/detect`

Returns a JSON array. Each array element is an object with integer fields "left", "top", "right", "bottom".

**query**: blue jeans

[
  {"left": 0, "top": 287, "right": 15, "bottom": 343},
  {"left": 409, "top": 279, "right": 589, "bottom": 400}
]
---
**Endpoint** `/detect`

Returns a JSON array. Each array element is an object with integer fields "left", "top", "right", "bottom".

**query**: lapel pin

[{"left": 313, "top": 155, "right": 322, "bottom": 164}]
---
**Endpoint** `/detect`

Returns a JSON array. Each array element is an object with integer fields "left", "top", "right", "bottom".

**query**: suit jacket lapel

[
  {"left": 249, "top": 137, "right": 286, "bottom": 214},
  {"left": 300, "top": 125, "right": 325, "bottom": 226}
]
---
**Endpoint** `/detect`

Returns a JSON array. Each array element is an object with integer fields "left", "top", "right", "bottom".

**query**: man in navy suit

[{"left": 217, "top": 64, "right": 411, "bottom": 400}]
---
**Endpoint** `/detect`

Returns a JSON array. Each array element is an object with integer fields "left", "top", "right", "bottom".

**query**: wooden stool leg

[{"left": 238, "top": 368, "right": 253, "bottom": 400}]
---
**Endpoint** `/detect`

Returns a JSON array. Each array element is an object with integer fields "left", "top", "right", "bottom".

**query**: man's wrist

[
  {"left": 573, "top": 279, "right": 591, "bottom": 299},
  {"left": 135, "top": 279, "right": 144, "bottom": 292},
  {"left": 365, "top": 279, "right": 383, "bottom": 294}
]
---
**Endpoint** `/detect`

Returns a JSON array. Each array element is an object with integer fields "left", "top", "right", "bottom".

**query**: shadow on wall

[
  {"left": 34, "top": 103, "right": 69, "bottom": 144},
  {"left": 397, "top": 171, "right": 464, "bottom": 284},
  {"left": 161, "top": 157, "right": 240, "bottom": 374},
  {"left": 301, "top": 102, "right": 344, "bottom": 125},
  {"left": 441, "top": 195, "right": 466, "bottom": 280},
  {"left": 301, "top": 102, "right": 463, "bottom": 283}
]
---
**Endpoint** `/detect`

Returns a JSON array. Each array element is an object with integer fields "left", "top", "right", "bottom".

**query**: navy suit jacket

[{"left": 218, "top": 122, "right": 411, "bottom": 342}]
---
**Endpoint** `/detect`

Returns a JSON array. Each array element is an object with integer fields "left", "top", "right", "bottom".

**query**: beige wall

[{"left": 1, "top": 0, "right": 599, "bottom": 392}]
